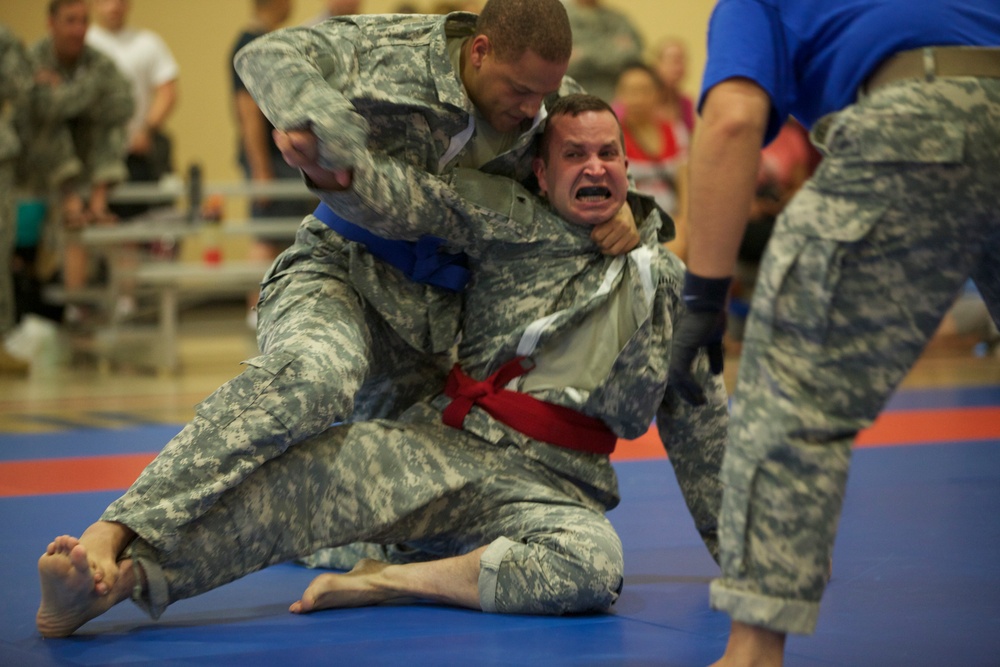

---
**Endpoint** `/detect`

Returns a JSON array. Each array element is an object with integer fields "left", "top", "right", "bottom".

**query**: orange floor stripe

[
  {"left": 611, "top": 406, "right": 1000, "bottom": 459},
  {"left": 855, "top": 407, "right": 1000, "bottom": 446},
  {"left": 1, "top": 407, "right": 998, "bottom": 498},
  {"left": 0, "top": 453, "right": 154, "bottom": 498}
]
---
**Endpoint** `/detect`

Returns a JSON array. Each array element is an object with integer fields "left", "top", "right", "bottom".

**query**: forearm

[
  {"left": 317, "top": 150, "right": 477, "bottom": 247},
  {"left": 144, "top": 79, "right": 177, "bottom": 131},
  {"left": 685, "top": 79, "right": 770, "bottom": 279}
]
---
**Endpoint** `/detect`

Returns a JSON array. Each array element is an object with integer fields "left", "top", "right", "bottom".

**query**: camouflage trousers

[
  {"left": 101, "top": 219, "right": 453, "bottom": 551},
  {"left": 114, "top": 410, "right": 624, "bottom": 619},
  {"left": 0, "top": 161, "right": 13, "bottom": 333},
  {"left": 710, "top": 77, "right": 1000, "bottom": 634}
]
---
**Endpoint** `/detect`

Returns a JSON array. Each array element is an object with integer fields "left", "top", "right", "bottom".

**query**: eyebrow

[{"left": 559, "top": 140, "right": 619, "bottom": 151}]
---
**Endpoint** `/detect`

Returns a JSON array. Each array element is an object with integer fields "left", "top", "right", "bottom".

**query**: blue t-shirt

[{"left": 700, "top": 0, "right": 1000, "bottom": 143}]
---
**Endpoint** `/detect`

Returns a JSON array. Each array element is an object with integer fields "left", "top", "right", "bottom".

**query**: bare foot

[
  {"left": 290, "top": 558, "right": 395, "bottom": 614},
  {"left": 710, "top": 620, "right": 786, "bottom": 667},
  {"left": 36, "top": 535, "right": 133, "bottom": 638},
  {"left": 79, "top": 521, "right": 135, "bottom": 595}
]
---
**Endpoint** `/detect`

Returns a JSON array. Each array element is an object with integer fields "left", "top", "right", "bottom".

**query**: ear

[
  {"left": 468, "top": 34, "right": 491, "bottom": 69},
  {"left": 532, "top": 156, "right": 548, "bottom": 196}
]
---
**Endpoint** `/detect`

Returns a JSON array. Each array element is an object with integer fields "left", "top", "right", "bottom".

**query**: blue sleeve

[{"left": 699, "top": 0, "right": 789, "bottom": 144}]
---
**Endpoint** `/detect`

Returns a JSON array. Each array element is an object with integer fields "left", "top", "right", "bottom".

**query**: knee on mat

[{"left": 497, "top": 536, "right": 624, "bottom": 615}]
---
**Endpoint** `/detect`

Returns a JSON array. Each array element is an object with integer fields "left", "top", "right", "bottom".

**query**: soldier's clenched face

[
  {"left": 533, "top": 110, "right": 629, "bottom": 227},
  {"left": 463, "top": 35, "right": 567, "bottom": 133}
]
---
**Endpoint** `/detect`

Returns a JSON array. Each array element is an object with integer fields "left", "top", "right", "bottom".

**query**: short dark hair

[
  {"left": 475, "top": 0, "right": 572, "bottom": 63},
  {"left": 48, "top": 0, "right": 85, "bottom": 17},
  {"left": 538, "top": 94, "right": 622, "bottom": 163},
  {"left": 618, "top": 61, "right": 665, "bottom": 92}
]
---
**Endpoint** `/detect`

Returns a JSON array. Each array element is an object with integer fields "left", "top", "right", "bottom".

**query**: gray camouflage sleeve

[
  {"left": 233, "top": 24, "right": 369, "bottom": 170},
  {"left": 317, "top": 151, "right": 511, "bottom": 253}
]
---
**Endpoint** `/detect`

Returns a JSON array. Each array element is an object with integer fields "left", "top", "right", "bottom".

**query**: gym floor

[{"left": 2, "top": 303, "right": 999, "bottom": 666}]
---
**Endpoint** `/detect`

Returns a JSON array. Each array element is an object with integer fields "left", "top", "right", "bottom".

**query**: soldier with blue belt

[{"left": 36, "top": 94, "right": 728, "bottom": 639}]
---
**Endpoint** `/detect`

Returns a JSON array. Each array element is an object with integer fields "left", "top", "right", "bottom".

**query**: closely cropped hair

[
  {"left": 538, "top": 94, "right": 622, "bottom": 162},
  {"left": 476, "top": 0, "right": 572, "bottom": 63}
]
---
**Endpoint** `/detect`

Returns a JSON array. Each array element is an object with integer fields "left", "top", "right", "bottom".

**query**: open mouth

[{"left": 575, "top": 186, "right": 611, "bottom": 202}]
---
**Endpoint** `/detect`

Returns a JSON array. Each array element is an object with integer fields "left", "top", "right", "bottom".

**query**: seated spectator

[
  {"left": 614, "top": 62, "right": 686, "bottom": 259},
  {"left": 86, "top": 0, "right": 180, "bottom": 220},
  {"left": 652, "top": 36, "right": 695, "bottom": 152},
  {"left": 0, "top": 24, "right": 34, "bottom": 375},
  {"left": 16, "top": 0, "right": 133, "bottom": 324}
]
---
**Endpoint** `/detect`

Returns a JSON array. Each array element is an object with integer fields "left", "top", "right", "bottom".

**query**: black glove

[{"left": 669, "top": 272, "right": 732, "bottom": 406}]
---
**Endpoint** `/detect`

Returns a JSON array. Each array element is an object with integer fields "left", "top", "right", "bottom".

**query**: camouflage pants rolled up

[
  {"left": 656, "top": 372, "right": 729, "bottom": 563},
  {"left": 711, "top": 77, "right": 1000, "bottom": 634},
  {"left": 102, "top": 218, "right": 453, "bottom": 552},
  {"left": 113, "top": 414, "right": 623, "bottom": 620}
]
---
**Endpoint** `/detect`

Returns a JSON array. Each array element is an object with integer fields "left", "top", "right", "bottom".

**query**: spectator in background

[
  {"left": 613, "top": 61, "right": 686, "bottom": 259},
  {"left": 652, "top": 36, "right": 695, "bottom": 152},
  {"left": 231, "top": 0, "right": 316, "bottom": 326},
  {"left": 86, "top": 0, "right": 179, "bottom": 220},
  {"left": 564, "top": 0, "right": 642, "bottom": 103},
  {"left": 17, "top": 0, "right": 132, "bottom": 322},
  {"left": 0, "top": 25, "right": 34, "bottom": 375},
  {"left": 304, "top": 0, "right": 363, "bottom": 27}
]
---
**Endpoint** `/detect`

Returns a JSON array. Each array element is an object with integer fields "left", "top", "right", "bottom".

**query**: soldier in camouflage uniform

[
  {"left": 17, "top": 0, "right": 132, "bottom": 294},
  {"left": 0, "top": 25, "right": 33, "bottom": 374},
  {"left": 79, "top": 0, "right": 634, "bottom": 578},
  {"left": 563, "top": 0, "right": 643, "bottom": 103},
  {"left": 36, "top": 95, "right": 727, "bottom": 638},
  {"left": 668, "top": 1, "right": 1000, "bottom": 664}
]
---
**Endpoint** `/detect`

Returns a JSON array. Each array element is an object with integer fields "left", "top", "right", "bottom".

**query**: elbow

[{"left": 700, "top": 78, "right": 771, "bottom": 144}]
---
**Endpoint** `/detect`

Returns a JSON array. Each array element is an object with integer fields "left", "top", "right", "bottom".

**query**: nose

[
  {"left": 582, "top": 154, "right": 606, "bottom": 177},
  {"left": 519, "top": 94, "right": 544, "bottom": 120}
]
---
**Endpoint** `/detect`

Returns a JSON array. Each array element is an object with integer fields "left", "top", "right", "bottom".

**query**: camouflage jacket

[
  {"left": 321, "top": 155, "right": 685, "bottom": 506},
  {"left": 0, "top": 25, "right": 32, "bottom": 163},
  {"left": 234, "top": 13, "right": 580, "bottom": 353},
  {"left": 21, "top": 38, "right": 132, "bottom": 189}
]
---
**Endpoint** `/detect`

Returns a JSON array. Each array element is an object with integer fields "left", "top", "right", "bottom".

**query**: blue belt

[{"left": 313, "top": 202, "right": 469, "bottom": 292}]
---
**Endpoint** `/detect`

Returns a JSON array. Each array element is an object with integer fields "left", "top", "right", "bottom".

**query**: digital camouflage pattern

[
  {"left": 101, "top": 12, "right": 636, "bottom": 617},
  {"left": 106, "top": 158, "right": 728, "bottom": 619},
  {"left": 0, "top": 25, "right": 32, "bottom": 333},
  {"left": 103, "top": 12, "right": 578, "bottom": 552},
  {"left": 318, "top": 157, "right": 728, "bottom": 549},
  {"left": 563, "top": 2, "right": 643, "bottom": 102},
  {"left": 711, "top": 76, "right": 1000, "bottom": 634},
  {"left": 17, "top": 38, "right": 132, "bottom": 194}
]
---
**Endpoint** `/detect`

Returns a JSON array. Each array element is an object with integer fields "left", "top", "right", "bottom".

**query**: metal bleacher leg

[{"left": 159, "top": 285, "right": 179, "bottom": 375}]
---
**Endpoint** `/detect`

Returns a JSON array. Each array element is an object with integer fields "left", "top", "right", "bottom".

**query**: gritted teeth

[{"left": 576, "top": 186, "right": 611, "bottom": 200}]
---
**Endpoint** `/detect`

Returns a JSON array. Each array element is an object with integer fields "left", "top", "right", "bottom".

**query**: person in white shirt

[{"left": 86, "top": 0, "right": 178, "bottom": 213}]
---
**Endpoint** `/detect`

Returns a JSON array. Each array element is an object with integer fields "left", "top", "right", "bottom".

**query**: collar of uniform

[
  {"left": 435, "top": 12, "right": 478, "bottom": 112},
  {"left": 627, "top": 191, "right": 671, "bottom": 245}
]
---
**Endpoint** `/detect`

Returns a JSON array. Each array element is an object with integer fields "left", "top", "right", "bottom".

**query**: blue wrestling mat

[{"left": 2, "top": 386, "right": 1000, "bottom": 666}]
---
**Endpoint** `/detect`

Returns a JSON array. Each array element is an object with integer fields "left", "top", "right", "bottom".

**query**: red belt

[{"left": 442, "top": 357, "right": 618, "bottom": 455}]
